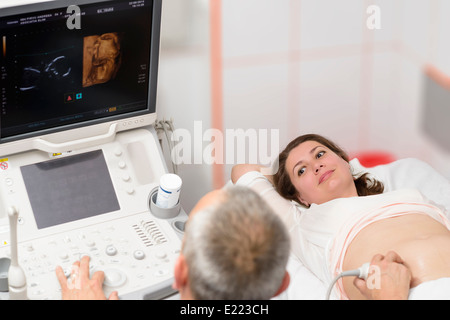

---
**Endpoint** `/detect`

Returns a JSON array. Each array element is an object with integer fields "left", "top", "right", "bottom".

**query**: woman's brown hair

[{"left": 273, "top": 134, "right": 384, "bottom": 206}]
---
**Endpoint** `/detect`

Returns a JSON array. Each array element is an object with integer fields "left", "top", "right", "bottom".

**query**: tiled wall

[{"left": 219, "top": 0, "right": 450, "bottom": 182}]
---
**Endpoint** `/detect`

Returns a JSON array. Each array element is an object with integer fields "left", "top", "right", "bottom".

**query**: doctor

[{"left": 56, "top": 186, "right": 291, "bottom": 300}]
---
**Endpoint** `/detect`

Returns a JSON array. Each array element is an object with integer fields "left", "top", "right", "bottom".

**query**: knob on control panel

[
  {"left": 105, "top": 245, "right": 118, "bottom": 256},
  {"left": 103, "top": 268, "right": 127, "bottom": 288}
]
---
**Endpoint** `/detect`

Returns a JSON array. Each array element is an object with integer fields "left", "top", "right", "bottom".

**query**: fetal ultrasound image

[
  {"left": 18, "top": 50, "right": 74, "bottom": 93},
  {"left": 82, "top": 32, "right": 122, "bottom": 88}
]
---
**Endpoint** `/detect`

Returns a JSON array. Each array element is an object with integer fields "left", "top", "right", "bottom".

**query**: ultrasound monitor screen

[
  {"left": 21, "top": 150, "right": 120, "bottom": 229},
  {"left": 0, "top": 0, "right": 159, "bottom": 142}
]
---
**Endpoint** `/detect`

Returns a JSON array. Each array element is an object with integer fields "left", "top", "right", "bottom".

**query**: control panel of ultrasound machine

[
  {"left": 0, "top": 0, "right": 187, "bottom": 300},
  {"left": 0, "top": 128, "right": 187, "bottom": 300}
]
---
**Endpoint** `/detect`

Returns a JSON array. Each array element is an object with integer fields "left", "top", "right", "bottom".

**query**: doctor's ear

[
  {"left": 173, "top": 255, "right": 189, "bottom": 290},
  {"left": 273, "top": 271, "right": 290, "bottom": 298}
]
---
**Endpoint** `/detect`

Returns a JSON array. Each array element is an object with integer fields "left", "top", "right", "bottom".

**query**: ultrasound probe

[
  {"left": 7, "top": 207, "right": 27, "bottom": 300},
  {"left": 326, "top": 262, "right": 370, "bottom": 300}
]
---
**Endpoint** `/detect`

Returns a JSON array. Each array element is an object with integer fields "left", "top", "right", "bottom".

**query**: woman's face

[{"left": 285, "top": 140, "right": 358, "bottom": 206}]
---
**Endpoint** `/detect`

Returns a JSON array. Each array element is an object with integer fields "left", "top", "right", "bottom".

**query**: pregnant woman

[{"left": 232, "top": 134, "right": 450, "bottom": 299}]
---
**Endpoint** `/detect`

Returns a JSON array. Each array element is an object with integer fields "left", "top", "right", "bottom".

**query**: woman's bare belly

[{"left": 343, "top": 214, "right": 450, "bottom": 299}]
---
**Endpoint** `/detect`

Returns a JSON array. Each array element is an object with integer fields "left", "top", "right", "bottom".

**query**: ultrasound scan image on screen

[
  {"left": 0, "top": 0, "right": 157, "bottom": 143},
  {"left": 20, "top": 150, "right": 120, "bottom": 229}
]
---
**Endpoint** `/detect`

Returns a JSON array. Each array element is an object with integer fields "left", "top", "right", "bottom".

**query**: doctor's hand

[
  {"left": 354, "top": 251, "right": 411, "bottom": 300},
  {"left": 55, "top": 255, "right": 119, "bottom": 300}
]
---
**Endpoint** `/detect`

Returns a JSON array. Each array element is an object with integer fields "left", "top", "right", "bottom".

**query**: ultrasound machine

[{"left": 0, "top": 0, "right": 187, "bottom": 299}]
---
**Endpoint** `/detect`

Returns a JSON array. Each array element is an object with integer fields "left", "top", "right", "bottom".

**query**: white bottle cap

[{"left": 156, "top": 174, "right": 182, "bottom": 208}]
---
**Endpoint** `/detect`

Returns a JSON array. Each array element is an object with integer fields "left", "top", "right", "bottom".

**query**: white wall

[{"left": 157, "top": 0, "right": 212, "bottom": 212}]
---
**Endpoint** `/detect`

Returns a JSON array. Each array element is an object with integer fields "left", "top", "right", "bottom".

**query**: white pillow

[{"left": 350, "top": 158, "right": 450, "bottom": 214}]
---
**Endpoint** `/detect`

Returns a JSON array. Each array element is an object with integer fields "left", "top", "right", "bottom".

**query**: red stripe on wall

[
  {"left": 210, "top": 0, "right": 225, "bottom": 188},
  {"left": 425, "top": 64, "right": 450, "bottom": 90}
]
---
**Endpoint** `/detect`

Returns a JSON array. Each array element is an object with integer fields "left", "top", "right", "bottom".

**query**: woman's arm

[
  {"left": 231, "top": 164, "right": 274, "bottom": 184},
  {"left": 231, "top": 164, "right": 297, "bottom": 233}
]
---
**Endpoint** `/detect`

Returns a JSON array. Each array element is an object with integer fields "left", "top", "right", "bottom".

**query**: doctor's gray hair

[{"left": 182, "top": 185, "right": 290, "bottom": 300}]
